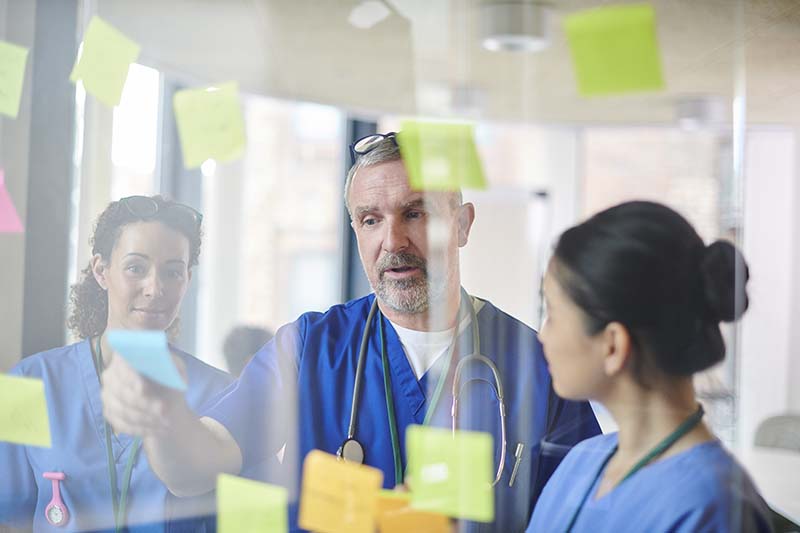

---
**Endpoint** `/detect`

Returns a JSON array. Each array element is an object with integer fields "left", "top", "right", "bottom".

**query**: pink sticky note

[{"left": 0, "top": 170, "right": 24, "bottom": 233}]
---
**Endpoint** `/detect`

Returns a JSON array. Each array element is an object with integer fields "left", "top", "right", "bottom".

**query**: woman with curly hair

[{"left": 0, "top": 195, "right": 232, "bottom": 532}]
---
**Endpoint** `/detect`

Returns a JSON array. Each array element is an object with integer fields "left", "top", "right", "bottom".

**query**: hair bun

[{"left": 700, "top": 240, "right": 750, "bottom": 322}]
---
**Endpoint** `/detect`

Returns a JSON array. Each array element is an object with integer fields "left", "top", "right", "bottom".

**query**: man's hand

[{"left": 100, "top": 351, "right": 187, "bottom": 437}]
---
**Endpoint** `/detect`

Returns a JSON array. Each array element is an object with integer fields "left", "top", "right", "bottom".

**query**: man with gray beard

[{"left": 100, "top": 133, "right": 601, "bottom": 532}]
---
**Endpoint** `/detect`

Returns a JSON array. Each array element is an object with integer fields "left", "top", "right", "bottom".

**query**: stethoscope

[
  {"left": 43, "top": 337, "right": 141, "bottom": 530},
  {"left": 337, "top": 289, "right": 509, "bottom": 487}
]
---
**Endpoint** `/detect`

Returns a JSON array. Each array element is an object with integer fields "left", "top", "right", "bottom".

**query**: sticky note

[
  {"left": 0, "top": 41, "right": 29, "bottom": 118},
  {"left": 173, "top": 82, "right": 246, "bottom": 169},
  {"left": 298, "top": 449, "right": 383, "bottom": 533},
  {"left": 70, "top": 16, "right": 141, "bottom": 107},
  {"left": 217, "top": 474, "right": 288, "bottom": 533},
  {"left": 376, "top": 490, "right": 450, "bottom": 533},
  {"left": 0, "top": 374, "right": 51, "bottom": 447},
  {"left": 107, "top": 329, "right": 187, "bottom": 390},
  {"left": 406, "top": 425, "right": 494, "bottom": 522},
  {"left": 564, "top": 3, "right": 664, "bottom": 96},
  {"left": 0, "top": 170, "right": 23, "bottom": 233},
  {"left": 397, "top": 120, "right": 487, "bottom": 191}
]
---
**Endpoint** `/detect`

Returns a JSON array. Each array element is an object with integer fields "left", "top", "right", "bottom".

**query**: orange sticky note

[
  {"left": 376, "top": 490, "right": 451, "bottom": 533},
  {"left": 298, "top": 450, "right": 383, "bottom": 533},
  {"left": 0, "top": 170, "right": 23, "bottom": 233}
]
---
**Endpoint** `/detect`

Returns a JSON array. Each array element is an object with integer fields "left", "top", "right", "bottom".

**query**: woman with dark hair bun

[
  {"left": 0, "top": 195, "right": 232, "bottom": 532},
  {"left": 527, "top": 201, "right": 772, "bottom": 532}
]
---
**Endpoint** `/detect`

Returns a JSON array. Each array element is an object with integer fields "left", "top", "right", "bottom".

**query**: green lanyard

[
  {"left": 377, "top": 293, "right": 470, "bottom": 485},
  {"left": 564, "top": 404, "right": 705, "bottom": 532},
  {"left": 93, "top": 336, "right": 143, "bottom": 533}
]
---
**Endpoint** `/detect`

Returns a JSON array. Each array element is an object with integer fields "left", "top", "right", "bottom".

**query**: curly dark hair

[{"left": 67, "top": 195, "right": 203, "bottom": 340}]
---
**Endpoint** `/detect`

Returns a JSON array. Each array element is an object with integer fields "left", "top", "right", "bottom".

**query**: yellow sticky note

[
  {"left": 0, "top": 374, "right": 51, "bottom": 447},
  {"left": 376, "top": 490, "right": 451, "bottom": 533},
  {"left": 217, "top": 474, "right": 288, "bottom": 533},
  {"left": 70, "top": 16, "right": 141, "bottom": 107},
  {"left": 298, "top": 450, "right": 383, "bottom": 533},
  {"left": 173, "top": 82, "right": 246, "bottom": 169},
  {"left": 0, "top": 41, "right": 29, "bottom": 118},
  {"left": 564, "top": 3, "right": 664, "bottom": 96},
  {"left": 397, "top": 120, "right": 487, "bottom": 191},
  {"left": 406, "top": 425, "right": 494, "bottom": 523}
]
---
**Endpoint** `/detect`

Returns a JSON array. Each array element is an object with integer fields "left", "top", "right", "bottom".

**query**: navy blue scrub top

[{"left": 204, "top": 293, "right": 601, "bottom": 532}]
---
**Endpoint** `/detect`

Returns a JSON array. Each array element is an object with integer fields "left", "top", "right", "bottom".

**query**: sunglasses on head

[
  {"left": 348, "top": 131, "right": 398, "bottom": 165},
  {"left": 119, "top": 196, "right": 203, "bottom": 230}
]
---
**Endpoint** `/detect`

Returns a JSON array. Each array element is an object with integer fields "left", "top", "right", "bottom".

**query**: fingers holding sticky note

[
  {"left": 70, "top": 16, "right": 141, "bottom": 107},
  {"left": 0, "top": 374, "right": 51, "bottom": 448},
  {"left": 173, "top": 82, "right": 246, "bottom": 169},
  {"left": 217, "top": 474, "right": 288, "bottom": 533},
  {"left": 406, "top": 425, "right": 494, "bottom": 523},
  {"left": 397, "top": 120, "right": 487, "bottom": 192},
  {"left": 106, "top": 330, "right": 187, "bottom": 391},
  {"left": 299, "top": 450, "right": 383, "bottom": 533}
]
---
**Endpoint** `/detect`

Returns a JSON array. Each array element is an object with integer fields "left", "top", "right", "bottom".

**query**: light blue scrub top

[
  {"left": 527, "top": 433, "right": 774, "bottom": 532},
  {"left": 203, "top": 293, "right": 601, "bottom": 533},
  {"left": 0, "top": 339, "right": 233, "bottom": 532}
]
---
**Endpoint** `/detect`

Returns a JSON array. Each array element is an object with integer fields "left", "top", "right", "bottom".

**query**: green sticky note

[
  {"left": 0, "top": 41, "right": 29, "bottom": 118},
  {"left": 0, "top": 374, "right": 51, "bottom": 448},
  {"left": 406, "top": 425, "right": 494, "bottom": 523},
  {"left": 217, "top": 474, "right": 288, "bottom": 533},
  {"left": 173, "top": 82, "right": 246, "bottom": 169},
  {"left": 70, "top": 16, "right": 141, "bottom": 107},
  {"left": 564, "top": 3, "right": 664, "bottom": 96},
  {"left": 397, "top": 120, "right": 487, "bottom": 191}
]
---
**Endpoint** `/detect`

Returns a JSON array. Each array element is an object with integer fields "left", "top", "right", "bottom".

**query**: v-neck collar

[
  {"left": 79, "top": 338, "right": 136, "bottom": 461},
  {"left": 380, "top": 295, "right": 485, "bottom": 425}
]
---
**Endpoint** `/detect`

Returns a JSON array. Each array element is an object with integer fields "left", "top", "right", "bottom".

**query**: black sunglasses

[
  {"left": 119, "top": 195, "right": 203, "bottom": 230},
  {"left": 349, "top": 131, "right": 398, "bottom": 165}
]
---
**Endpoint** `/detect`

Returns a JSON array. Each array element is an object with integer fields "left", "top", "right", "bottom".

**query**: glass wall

[{"left": 2, "top": 0, "right": 799, "bottom": 530}]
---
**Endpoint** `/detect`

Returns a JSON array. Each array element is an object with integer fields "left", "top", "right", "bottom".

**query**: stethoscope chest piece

[
  {"left": 339, "top": 438, "right": 365, "bottom": 464},
  {"left": 43, "top": 471, "right": 69, "bottom": 527}
]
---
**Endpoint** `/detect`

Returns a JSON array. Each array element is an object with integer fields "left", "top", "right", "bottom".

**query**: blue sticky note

[{"left": 107, "top": 330, "right": 187, "bottom": 390}]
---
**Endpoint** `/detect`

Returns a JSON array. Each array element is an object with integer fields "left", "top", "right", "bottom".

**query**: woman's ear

[
  {"left": 90, "top": 254, "right": 109, "bottom": 291},
  {"left": 602, "top": 322, "right": 632, "bottom": 376}
]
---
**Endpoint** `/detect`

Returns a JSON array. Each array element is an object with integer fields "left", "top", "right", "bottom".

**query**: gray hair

[{"left": 344, "top": 136, "right": 463, "bottom": 217}]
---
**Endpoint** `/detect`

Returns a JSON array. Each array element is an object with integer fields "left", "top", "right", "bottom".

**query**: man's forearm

[{"left": 143, "top": 407, "right": 242, "bottom": 497}]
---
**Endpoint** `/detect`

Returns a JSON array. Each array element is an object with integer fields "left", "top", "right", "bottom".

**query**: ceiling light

[{"left": 480, "top": 2, "right": 551, "bottom": 53}]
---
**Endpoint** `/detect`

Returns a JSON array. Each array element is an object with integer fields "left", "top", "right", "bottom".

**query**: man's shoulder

[
  {"left": 473, "top": 295, "right": 539, "bottom": 337},
  {"left": 293, "top": 294, "right": 375, "bottom": 334}
]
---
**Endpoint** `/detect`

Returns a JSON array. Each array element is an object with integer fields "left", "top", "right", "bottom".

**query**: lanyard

[
  {"left": 377, "top": 291, "right": 471, "bottom": 485},
  {"left": 564, "top": 404, "right": 705, "bottom": 532},
  {"left": 93, "top": 336, "right": 143, "bottom": 533}
]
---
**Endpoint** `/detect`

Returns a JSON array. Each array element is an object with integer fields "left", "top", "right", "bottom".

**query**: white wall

[
  {"left": 460, "top": 127, "right": 580, "bottom": 329},
  {"left": 739, "top": 128, "right": 796, "bottom": 449}
]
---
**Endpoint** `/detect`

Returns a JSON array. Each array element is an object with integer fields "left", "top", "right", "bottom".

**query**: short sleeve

[
  {"left": 0, "top": 366, "right": 39, "bottom": 529},
  {"left": 201, "top": 320, "right": 303, "bottom": 469}
]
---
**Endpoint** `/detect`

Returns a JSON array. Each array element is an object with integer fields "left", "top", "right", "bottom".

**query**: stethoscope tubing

[{"left": 342, "top": 290, "right": 509, "bottom": 487}]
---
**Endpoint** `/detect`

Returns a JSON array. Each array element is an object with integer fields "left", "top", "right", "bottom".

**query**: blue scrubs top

[
  {"left": 0, "top": 339, "right": 233, "bottom": 532},
  {"left": 203, "top": 293, "right": 601, "bottom": 532},
  {"left": 527, "top": 433, "right": 773, "bottom": 532}
]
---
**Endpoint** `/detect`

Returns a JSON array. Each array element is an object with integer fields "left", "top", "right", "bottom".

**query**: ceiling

[{"left": 98, "top": 0, "right": 800, "bottom": 125}]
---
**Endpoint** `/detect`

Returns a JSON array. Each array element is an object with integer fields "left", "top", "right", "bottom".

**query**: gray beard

[{"left": 375, "top": 276, "right": 429, "bottom": 314}]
